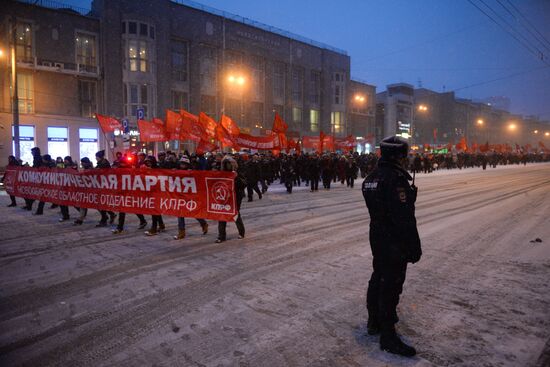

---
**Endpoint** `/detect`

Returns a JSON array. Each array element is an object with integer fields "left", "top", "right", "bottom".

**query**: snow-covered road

[{"left": 1, "top": 163, "right": 549, "bottom": 367}]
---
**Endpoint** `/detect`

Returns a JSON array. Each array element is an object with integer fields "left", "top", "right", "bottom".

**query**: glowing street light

[
  {"left": 477, "top": 119, "right": 484, "bottom": 125},
  {"left": 354, "top": 94, "right": 366, "bottom": 102},
  {"left": 508, "top": 123, "right": 517, "bottom": 131},
  {"left": 545, "top": 132, "right": 550, "bottom": 137},
  {"left": 534, "top": 130, "right": 539, "bottom": 134},
  {"left": 0, "top": 49, "right": 4, "bottom": 58},
  {"left": 418, "top": 104, "right": 428, "bottom": 111},
  {"left": 227, "top": 74, "right": 245, "bottom": 86}
]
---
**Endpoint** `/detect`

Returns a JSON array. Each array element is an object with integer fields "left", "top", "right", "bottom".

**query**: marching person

[
  {"left": 361, "top": 136, "right": 422, "bottom": 357},
  {"left": 173, "top": 156, "right": 208, "bottom": 240},
  {"left": 216, "top": 156, "right": 246, "bottom": 243},
  {"left": 94, "top": 150, "right": 116, "bottom": 227},
  {"left": 143, "top": 155, "right": 165, "bottom": 236},
  {"left": 59, "top": 156, "right": 78, "bottom": 222},
  {"left": 3, "top": 155, "right": 21, "bottom": 207},
  {"left": 73, "top": 157, "right": 95, "bottom": 225},
  {"left": 111, "top": 154, "right": 147, "bottom": 234}
]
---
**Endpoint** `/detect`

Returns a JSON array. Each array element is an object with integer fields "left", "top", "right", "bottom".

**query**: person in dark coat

[
  {"left": 345, "top": 157, "right": 358, "bottom": 188},
  {"left": 32, "top": 154, "right": 56, "bottom": 215},
  {"left": 216, "top": 156, "right": 245, "bottom": 243},
  {"left": 94, "top": 150, "right": 116, "bottom": 227},
  {"left": 143, "top": 156, "right": 165, "bottom": 235},
  {"left": 3, "top": 155, "right": 20, "bottom": 207},
  {"left": 245, "top": 154, "right": 262, "bottom": 202},
  {"left": 307, "top": 154, "right": 320, "bottom": 192},
  {"left": 22, "top": 147, "right": 43, "bottom": 211},
  {"left": 361, "top": 136, "right": 422, "bottom": 357},
  {"left": 173, "top": 156, "right": 208, "bottom": 240}
]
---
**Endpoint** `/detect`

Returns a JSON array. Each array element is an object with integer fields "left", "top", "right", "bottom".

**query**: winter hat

[
  {"left": 380, "top": 136, "right": 409, "bottom": 160},
  {"left": 95, "top": 150, "right": 105, "bottom": 158}
]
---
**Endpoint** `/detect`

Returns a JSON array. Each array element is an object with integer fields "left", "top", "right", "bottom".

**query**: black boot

[
  {"left": 380, "top": 326, "right": 416, "bottom": 357},
  {"left": 367, "top": 318, "right": 380, "bottom": 335}
]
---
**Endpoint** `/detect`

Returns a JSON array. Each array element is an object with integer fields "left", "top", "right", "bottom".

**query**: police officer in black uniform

[{"left": 362, "top": 136, "right": 422, "bottom": 357}]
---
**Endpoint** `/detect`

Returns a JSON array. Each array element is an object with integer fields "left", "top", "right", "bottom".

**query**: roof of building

[
  {"left": 172, "top": 0, "right": 347, "bottom": 55},
  {"left": 17, "top": 0, "right": 348, "bottom": 56}
]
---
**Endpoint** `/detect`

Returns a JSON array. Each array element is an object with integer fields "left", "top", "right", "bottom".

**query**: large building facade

[
  {"left": 1, "top": 1, "right": 103, "bottom": 166},
  {"left": 377, "top": 84, "right": 550, "bottom": 148},
  {"left": 1, "top": 0, "right": 374, "bottom": 166}
]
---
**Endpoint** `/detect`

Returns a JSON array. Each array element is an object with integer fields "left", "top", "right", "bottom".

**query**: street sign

[
  {"left": 121, "top": 118, "right": 129, "bottom": 134},
  {"left": 136, "top": 108, "right": 145, "bottom": 120}
]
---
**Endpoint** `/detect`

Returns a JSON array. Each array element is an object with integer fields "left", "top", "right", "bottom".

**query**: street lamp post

[{"left": 10, "top": 16, "right": 20, "bottom": 159}]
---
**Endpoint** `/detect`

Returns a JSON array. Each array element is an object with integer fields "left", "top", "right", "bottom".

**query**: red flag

[
  {"left": 138, "top": 119, "right": 168, "bottom": 142},
  {"left": 320, "top": 131, "right": 326, "bottom": 153},
  {"left": 220, "top": 114, "right": 240, "bottom": 137},
  {"left": 278, "top": 133, "right": 288, "bottom": 152},
  {"left": 457, "top": 137, "right": 467, "bottom": 151},
  {"left": 323, "top": 135, "right": 335, "bottom": 152},
  {"left": 179, "top": 110, "right": 205, "bottom": 141},
  {"left": 272, "top": 112, "right": 288, "bottom": 133},
  {"left": 199, "top": 112, "right": 217, "bottom": 139},
  {"left": 196, "top": 139, "right": 218, "bottom": 154},
  {"left": 216, "top": 124, "right": 238, "bottom": 149},
  {"left": 165, "top": 109, "right": 183, "bottom": 140},
  {"left": 96, "top": 114, "right": 122, "bottom": 133}
]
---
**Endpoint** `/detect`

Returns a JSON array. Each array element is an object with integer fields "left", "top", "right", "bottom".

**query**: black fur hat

[{"left": 380, "top": 136, "right": 409, "bottom": 160}]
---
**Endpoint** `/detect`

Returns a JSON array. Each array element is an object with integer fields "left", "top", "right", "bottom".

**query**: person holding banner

[
  {"left": 215, "top": 156, "right": 246, "bottom": 243},
  {"left": 111, "top": 156, "right": 148, "bottom": 234},
  {"left": 3, "top": 155, "right": 21, "bottom": 207},
  {"left": 143, "top": 156, "right": 165, "bottom": 236},
  {"left": 73, "top": 157, "right": 95, "bottom": 225},
  {"left": 173, "top": 156, "right": 209, "bottom": 240},
  {"left": 94, "top": 150, "right": 117, "bottom": 227}
]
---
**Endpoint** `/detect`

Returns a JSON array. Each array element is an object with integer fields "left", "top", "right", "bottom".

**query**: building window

[
  {"left": 79, "top": 128, "right": 98, "bottom": 162},
  {"left": 78, "top": 80, "right": 97, "bottom": 118},
  {"left": 200, "top": 46, "right": 217, "bottom": 95},
  {"left": 200, "top": 95, "right": 217, "bottom": 119},
  {"left": 226, "top": 98, "right": 240, "bottom": 125},
  {"left": 171, "top": 39, "right": 188, "bottom": 82},
  {"left": 333, "top": 72, "right": 345, "bottom": 105},
  {"left": 47, "top": 127, "right": 69, "bottom": 159},
  {"left": 310, "top": 71, "right": 321, "bottom": 105},
  {"left": 124, "top": 83, "right": 151, "bottom": 118},
  {"left": 17, "top": 73, "right": 33, "bottom": 113},
  {"left": 225, "top": 51, "right": 242, "bottom": 69},
  {"left": 273, "top": 62, "right": 285, "bottom": 104},
  {"left": 331, "top": 111, "right": 344, "bottom": 134},
  {"left": 15, "top": 22, "right": 33, "bottom": 63},
  {"left": 171, "top": 90, "right": 188, "bottom": 110},
  {"left": 250, "top": 102, "right": 264, "bottom": 128},
  {"left": 128, "top": 21, "right": 137, "bottom": 34},
  {"left": 12, "top": 125, "right": 34, "bottom": 165},
  {"left": 292, "top": 67, "right": 303, "bottom": 105},
  {"left": 310, "top": 109, "right": 320, "bottom": 132},
  {"left": 76, "top": 33, "right": 96, "bottom": 72},
  {"left": 249, "top": 56, "right": 264, "bottom": 101},
  {"left": 292, "top": 107, "right": 302, "bottom": 124},
  {"left": 128, "top": 39, "right": 148, "bottom": 72}
]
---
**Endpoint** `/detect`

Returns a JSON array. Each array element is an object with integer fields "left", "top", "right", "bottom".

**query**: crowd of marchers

[{"left": 2, "top": 148, "right": 549, "bottom": 242}]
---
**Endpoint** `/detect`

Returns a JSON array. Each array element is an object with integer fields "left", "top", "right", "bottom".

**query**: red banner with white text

[
  {"left": 4, "top": 167, "right": 238, "bottom": 221},
  {"left": 235, "top": 133, "right": 281, "bottom": 150}
]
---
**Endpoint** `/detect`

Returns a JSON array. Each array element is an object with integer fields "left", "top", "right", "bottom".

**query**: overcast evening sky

[{"left": 67, "top": 0, "right": 550, "bottom": 119}]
